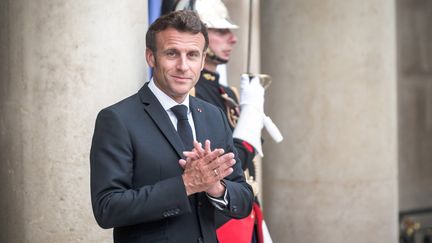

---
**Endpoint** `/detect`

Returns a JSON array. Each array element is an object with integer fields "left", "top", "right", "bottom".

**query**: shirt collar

[{"left": 148, "top": 78, "right": 190, "bottom": 112}]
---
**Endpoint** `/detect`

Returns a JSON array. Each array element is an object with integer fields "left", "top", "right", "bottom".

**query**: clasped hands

[{"left": 180, "top": 140, "right": 235, "bottom": 197}]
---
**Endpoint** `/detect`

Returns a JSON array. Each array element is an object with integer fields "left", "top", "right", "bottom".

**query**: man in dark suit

[{"left": 90, "top": 10, "right": 253, "bottom": 243}]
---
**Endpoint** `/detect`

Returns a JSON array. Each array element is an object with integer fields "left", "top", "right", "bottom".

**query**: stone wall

[{"left": 0, "top": 1, "right": 147, "bottom": 242}]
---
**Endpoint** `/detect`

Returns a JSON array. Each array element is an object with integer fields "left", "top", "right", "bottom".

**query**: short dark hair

[{"left": 146, "top": 10, "right": 209, "bottom": 53}]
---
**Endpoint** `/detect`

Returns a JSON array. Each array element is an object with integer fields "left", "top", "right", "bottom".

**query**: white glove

[
  {"left": 239, "top": 74, "right": 264, "bottom": 111},
  {"left": 233, "top": 75, "right": 265, "bottom": 156},
  {"left": 233, "top": 74, "right": 284, "bottom": 157}
]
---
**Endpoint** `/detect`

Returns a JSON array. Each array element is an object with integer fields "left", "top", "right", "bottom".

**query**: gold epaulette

[{"left": 203, "top": 72, "right": 216, "bottom": 81}]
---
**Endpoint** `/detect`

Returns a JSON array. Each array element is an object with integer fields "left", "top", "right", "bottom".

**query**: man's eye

[
  {"left": 166, "top": 52, "right": 175, "bottom": 57},
  {"left": 215, "top": 29, "right": 230, "bottom": 35},
  {"left": 188, "top": 52, "right": 200, "bottom": 58}
]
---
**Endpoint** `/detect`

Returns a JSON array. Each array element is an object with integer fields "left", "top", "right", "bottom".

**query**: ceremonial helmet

[{"left": 175, "top": 0, "right": 238, "bottom": 29}]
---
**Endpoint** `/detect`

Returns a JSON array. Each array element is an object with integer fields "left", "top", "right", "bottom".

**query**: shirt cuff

[{"left": 206, "top": 181, "right": 228, "bottom": 210}]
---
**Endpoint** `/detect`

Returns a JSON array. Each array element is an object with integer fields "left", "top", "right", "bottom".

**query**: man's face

[
  {"left": 146, "top": 28, "right": 206, "bottom": 103},
  {"left": 207, "top": 28, "right": 237, "bottom": 62}
]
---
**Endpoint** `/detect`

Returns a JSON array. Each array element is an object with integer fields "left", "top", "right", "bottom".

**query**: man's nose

[
  {"left": 176, "top": 55, "right": 189, "bottom": 71},
  {"left": 228, "top": 31, "right": 237, "bottom": 44}
]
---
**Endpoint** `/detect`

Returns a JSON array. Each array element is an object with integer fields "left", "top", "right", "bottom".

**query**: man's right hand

[{"left": 180, "top": 140, "right": 235, "bottom": 196}]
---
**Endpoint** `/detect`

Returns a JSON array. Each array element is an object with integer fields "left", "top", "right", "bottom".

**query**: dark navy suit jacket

[{"left": 90, "top": 83, "right": 253, "bottom": 243}]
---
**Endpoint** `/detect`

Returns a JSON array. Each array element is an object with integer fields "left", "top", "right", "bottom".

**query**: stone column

[
  {"left": 397, "top": 0, "right": 432, "bottom": 213},
  {"left": 0, "top": 1, "right": 147, "bottom": 242},
  {"left": 261, "top": 1, "right": 398, "bottom": 242}
]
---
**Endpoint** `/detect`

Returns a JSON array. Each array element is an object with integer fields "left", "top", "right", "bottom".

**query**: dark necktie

[{"left": 171, "top": 105, "right": 193, "bottom": 151}]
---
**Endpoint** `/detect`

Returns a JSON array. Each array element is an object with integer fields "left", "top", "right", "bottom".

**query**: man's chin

[{"left": 174, "top": 86, "right": 194, "bottom": 96}]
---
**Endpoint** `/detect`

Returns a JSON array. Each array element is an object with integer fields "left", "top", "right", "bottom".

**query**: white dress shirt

[{"left": 148, "top": 79, "right": 196, "bottom": 140}]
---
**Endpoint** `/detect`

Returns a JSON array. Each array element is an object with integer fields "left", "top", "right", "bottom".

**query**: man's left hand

[{"left": 179, "top": 140, "right": 234, "bottom": 197}]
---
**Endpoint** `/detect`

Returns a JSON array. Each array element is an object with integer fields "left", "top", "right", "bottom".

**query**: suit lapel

[
  {"left": 190, "top": 97, "right": 207, "bottom": 144},
  {"left": 138, "top": 83, "right": 185, "bottom": 158}
]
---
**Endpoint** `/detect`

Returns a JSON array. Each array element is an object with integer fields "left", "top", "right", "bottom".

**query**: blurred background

[{"left": 0, "top": 0, "right": 431, "bottom": 242}]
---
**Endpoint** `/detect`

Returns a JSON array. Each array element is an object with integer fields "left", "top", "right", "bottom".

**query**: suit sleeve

[
  {"left": 216, "top": 107, "right": 254, "bottom": 219},
  {"left": 90, "top": 108, "right": 191, "bottom": 229}
]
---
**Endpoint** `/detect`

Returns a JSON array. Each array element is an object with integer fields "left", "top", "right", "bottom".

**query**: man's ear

[
  {"left": 200, "top": 52, "right": 206, "bottom": 71},
  {"left": 146, "top": 48, "right": 156, "bottom": 68}
]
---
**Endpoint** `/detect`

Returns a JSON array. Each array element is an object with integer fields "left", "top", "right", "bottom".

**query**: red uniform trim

[
  {"left": 216, "top": 210, "right": 255, "bottom": 243},
  {"left": 253, "top": 202, "right": 264, "bottom": 243},
  {"left": 216, "top": 202, "right": 265, "bottom": 243},
  {"left": 242, "top": 140, "right": 255, "bottom": 153}
]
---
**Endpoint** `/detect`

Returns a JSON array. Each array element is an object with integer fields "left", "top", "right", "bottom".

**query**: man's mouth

[
  {"left": 172, "top": 75, "right": 191, "bottom": 81},
  {"left": 223, "top": 50, "right": 232, "bottom": 56}
]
